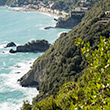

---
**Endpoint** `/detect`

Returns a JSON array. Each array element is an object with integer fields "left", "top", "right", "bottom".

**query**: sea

[{"left": 0, "top": 7, "right": 70, "bottom": 110}]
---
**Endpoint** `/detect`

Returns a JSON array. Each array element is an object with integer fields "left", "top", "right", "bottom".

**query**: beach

[{"left": 8, "top": 7, "right": 63, "bottom": 19}]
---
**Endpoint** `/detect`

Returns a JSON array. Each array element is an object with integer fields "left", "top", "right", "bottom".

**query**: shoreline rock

[
  {"left": 9, "top": 40, "right": 50, "bottom": 53},
  {"left": 55, "top": 13, "right": 85, "bottom": 29},
  {"left": 17, "top": 32, "right": 68, "bottom": 89},
  {"left": 18, "top": 77, "right": 39, "bottom": 88},
  {"left": 44, "top": 26, "right": 54, "bottom": 30},
  {"left": 5, "top": 42, "right": 16, "bottom": 48}
]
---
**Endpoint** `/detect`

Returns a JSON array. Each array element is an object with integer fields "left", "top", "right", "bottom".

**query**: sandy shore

[
  {"left": 8, "top": 7, "right": 63, "bottom": 18},
  {"left": 37, "top": 11, "right": 62, "bottom": 19}
]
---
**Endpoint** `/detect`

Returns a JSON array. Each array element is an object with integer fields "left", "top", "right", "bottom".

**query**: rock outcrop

[
  {"left": 45, "top": 12, "right": 85, "bottom": 30},
  {"left": 18, "top": 66, "right": 45, "bottom": 87},
  {"left": 9, "top": 40, "right": 50, "bottom": 53},
  {"left": 55, "top": 12, "right": 85, "bottom": 29},
  {"left": 44, "top": 26, "right": 54, "bottom": 30},
  {"left": 5, "top": 42, "right": 16, "bottom": 48}
]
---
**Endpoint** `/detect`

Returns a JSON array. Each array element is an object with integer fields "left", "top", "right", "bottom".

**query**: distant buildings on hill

[
  {"left": 75, "top": 7, "right": 88, "bottom": 12},
  {"left": 9, "top": 1, "right": 90, "bottom": 17}
]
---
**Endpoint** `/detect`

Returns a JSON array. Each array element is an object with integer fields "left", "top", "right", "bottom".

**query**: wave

[
  {"left": 40, "top": 27, "right": 45, "bottom": 30},
  {"left": 57, "top": 31, "right": 66, "bottom": 37},
  {"left": 40, "top": 12, "right": 59, "bottom": 19},
  {"left": 0, "top": 44, "right": 6, "bottom": 49},
  {"left": 0, "top": 59, "right": 39, "bottom": 110},
  {"left": 0, "top": 101, "right": 21, "bottom": 110},
  {"left": 5, "top": 59, "right": 35, "bottom": 89},
  {"left": 36, "top": 24, "right": 43, "bottom": 27}
]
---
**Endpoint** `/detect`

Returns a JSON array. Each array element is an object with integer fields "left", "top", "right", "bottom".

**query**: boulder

[
  {"left": 5, "top": 42, "right": 16, "bottom": 48},
  {"left": 44, "top": 26, "right": 54, "bottom": 30},
  {"left": 9, "top": 49, "right": 16, "bottom": 53}
]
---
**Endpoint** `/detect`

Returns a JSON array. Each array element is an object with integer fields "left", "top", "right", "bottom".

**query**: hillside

[
  {"left": 51, "top": 0, "right": 100, "bottom": 12},
  {"left": 19, "top": 0, "right": 110, "bottom": 104},
  {"left": 0, "top": 0, "right": 7, "bottom": 5},
  {"left": 55, "top": 12, "right": 85, "bottom": 28},
  {"left": 20, "top": 0, "right": 110, "bottom": 109},
  {"left": 0, "top": 0, "right": 100, "bottom": 12},
  {"left": 22, "top": 36, "right": 110, "bottom": 110}
]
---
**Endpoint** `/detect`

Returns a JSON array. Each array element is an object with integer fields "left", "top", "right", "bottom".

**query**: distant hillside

[
  {"left": 0, "top": 0, "right": 7, "bottom": 5},
  {"left": 51, "top": 0, "right": 100, "bottom": 12},
  {"left": 19, "top": 0, "right": 110, "bottom": 104},
  {"left": 0, "top": 0, "right": 35, "bottom": 6},
  {"left": 0, "top": 0, "right": 100, "bottom": 12}
]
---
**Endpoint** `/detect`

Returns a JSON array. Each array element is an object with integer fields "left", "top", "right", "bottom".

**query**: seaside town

[{"left": 8, "top": 0, "right": 89, "bottom": 18}]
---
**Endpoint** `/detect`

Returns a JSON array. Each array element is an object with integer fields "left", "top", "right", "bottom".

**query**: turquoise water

[{"left": 0, "top": 7, "right": 70, "bottom": 110}]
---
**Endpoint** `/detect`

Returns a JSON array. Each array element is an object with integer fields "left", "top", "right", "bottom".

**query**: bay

[{"left": 0, "top": 7, "right": 70, "bottom": 110}]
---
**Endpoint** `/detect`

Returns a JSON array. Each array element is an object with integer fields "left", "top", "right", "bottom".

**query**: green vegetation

[
  {"left": 51, "top": 0, "right": 99, "bottom": 12},
  {"left": 29, "top": 0, "right": 110, "bottom": 102},
  {"left": 1, "top": 0, "right": 110, "bottom": 109},
  {"left": 5, "top": 0, "right": 17, "bottom": 5},
  {"left": 0, "top": 0, "right": 37, "bottom": 6},
  {"left": 0, "top": 0, "right": 100, "bottom": 12},
  {"left": 20, "top": 100, "right": 32, "bottom": 110},
  {"left": 22, "top": 36, "right": 110, "bottom": 109}
]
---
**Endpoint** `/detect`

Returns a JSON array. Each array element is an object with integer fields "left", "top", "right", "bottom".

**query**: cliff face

[
  {"left": 55, "top": 13, "right": 85, "bottom": 29},
  {"left": 18, "top": 67, "right": 45, "bottom": 87}
]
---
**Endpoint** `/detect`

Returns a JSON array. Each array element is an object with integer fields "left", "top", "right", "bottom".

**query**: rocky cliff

[{"left": 55, "top": 12, "right": 85, "bottom": 29}]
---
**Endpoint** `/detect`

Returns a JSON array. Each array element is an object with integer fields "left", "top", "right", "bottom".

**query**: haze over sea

[{"left": 0, "top": 7, "right": 69, "bottom": 110}]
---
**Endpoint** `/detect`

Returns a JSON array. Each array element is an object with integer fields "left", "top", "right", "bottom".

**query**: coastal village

[{"left": 9, "top": 0, "right": 90, "bottom": 18}]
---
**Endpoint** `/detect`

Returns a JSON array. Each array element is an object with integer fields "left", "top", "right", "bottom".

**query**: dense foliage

[
  {"left": 29, "top": 0, "right": 110, "bottom": 102},
  {"left": 22, "top": 36, "right": 110, "bottom": 110},
  {"left": 20, "top": 100, "right": 32, "bottom": 110}
]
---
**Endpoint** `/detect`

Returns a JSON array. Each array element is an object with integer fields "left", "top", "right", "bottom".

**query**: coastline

[
  {"left": 0, "top": 6, "right": 70, "bottom": 110},
  {"left": 8, "top": 7, "right": 63, "bottom": 19}
]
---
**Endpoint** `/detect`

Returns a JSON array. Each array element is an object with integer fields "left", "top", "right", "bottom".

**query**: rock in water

[
  {"left": 9, "top": 40, "right": 50, "bottom": 53},
  {"left": 44, "top": 26, "right": 54, "bottom": 30},
  {"left": 5, "top": 42, "right": 16, "bottom": 48},
  {"left": 9, "top": 49, "right": 16, "bottom": 53}
]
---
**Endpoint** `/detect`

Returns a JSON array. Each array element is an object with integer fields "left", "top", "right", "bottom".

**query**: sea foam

[{"left": 0, "top": 59, "right": 38, "bottom": 110}]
